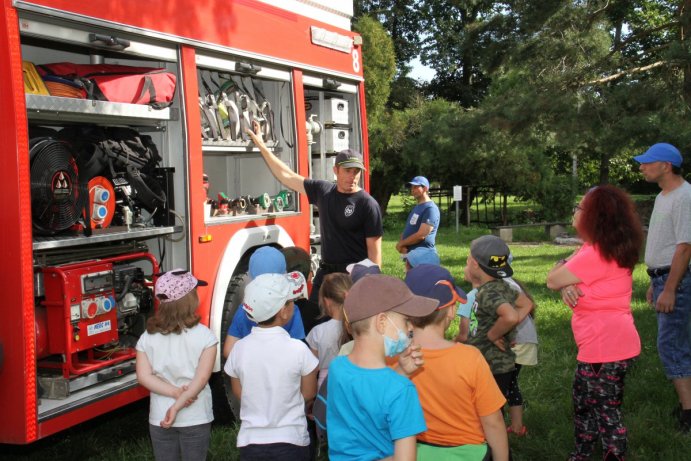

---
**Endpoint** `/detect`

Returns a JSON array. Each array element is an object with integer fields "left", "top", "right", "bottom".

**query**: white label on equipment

[
  {"left": 453, "top": 186, "right": 463, "bottom": 201},
  {"left": 87, "top": 320, "right": 111, "bottom": 336},
  {"left": 70, "top": 304, "right": 81, "bottom": 321}
]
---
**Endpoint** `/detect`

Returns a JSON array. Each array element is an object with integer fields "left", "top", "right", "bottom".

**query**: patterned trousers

[{"left": 569, "top": 359, "right": 634, "bottom": 461}]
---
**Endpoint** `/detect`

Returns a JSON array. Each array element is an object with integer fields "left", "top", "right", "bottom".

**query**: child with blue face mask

[
  {"left": 382, "top": 315, "right": 412, "bottom": 356},
  {"left": 326, "top": 274, "right": 438, "bottom": 461}
]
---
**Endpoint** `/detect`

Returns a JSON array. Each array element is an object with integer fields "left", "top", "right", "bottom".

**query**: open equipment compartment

[
  {"left": 19, "top": 12, "right": 188, "bottom": 419},
  {"left": 197, "top": 52, "right": 298, "bottom": 222}
]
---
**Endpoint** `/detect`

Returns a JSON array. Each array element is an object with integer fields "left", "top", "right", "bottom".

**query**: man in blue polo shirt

[{"left": 396, "top": 176, "right": 440, "bottom": 255}]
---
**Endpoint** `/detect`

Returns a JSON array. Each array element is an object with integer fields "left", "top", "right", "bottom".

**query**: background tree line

[{"left": 353, "top": 0, "right": 691, "bottom": 221}]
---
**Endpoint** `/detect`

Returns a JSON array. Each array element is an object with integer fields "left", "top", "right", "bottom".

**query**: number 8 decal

[{"left": 352, "top": 49, "right": 360, "bottom": 73}]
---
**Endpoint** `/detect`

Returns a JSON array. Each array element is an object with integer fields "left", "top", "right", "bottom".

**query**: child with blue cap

[{"left": 222, "top": 246, "right": 306, "bottom": 359}]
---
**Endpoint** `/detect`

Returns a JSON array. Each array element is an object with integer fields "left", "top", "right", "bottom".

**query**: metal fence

[{"left": 429, "top": 186, "right": 508, "bottom": 227}]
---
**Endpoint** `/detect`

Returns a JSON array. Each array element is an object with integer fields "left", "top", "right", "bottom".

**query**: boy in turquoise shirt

[{"left": 327, "top": 275, "right": 438, "bottom": 460}]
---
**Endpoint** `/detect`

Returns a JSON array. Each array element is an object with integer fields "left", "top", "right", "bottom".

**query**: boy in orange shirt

[{"left": 405, "top": 264, "right": 509, "bottom": 461}]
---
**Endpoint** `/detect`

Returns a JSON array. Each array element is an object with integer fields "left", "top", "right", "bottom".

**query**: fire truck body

[{"left": 0, "top": 0, "right": 367, "bottom": 444}]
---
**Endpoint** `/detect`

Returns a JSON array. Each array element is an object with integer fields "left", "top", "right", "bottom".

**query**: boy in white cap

[
  {"left": 224, "top": 272, "right": 318, "bottom": 460},
  {"left": 222, "top": 246, "right": 306, "bottom": 359}
]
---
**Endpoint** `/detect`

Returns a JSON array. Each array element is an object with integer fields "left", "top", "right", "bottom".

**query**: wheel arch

[{"left": 208, "top": 225, "right": 295, "bottom": 371}]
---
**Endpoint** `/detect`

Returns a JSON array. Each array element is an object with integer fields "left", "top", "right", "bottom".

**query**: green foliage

[
  {"left": 355, "top": 1, "right": 425, "bottom": 75},
  {"left": 354, "top": 15, "right": 396, "bottom": 125},
  {"left": 356, "top": 0, "right": 691, "bottom": 196},
  {"left": 368, "top": 108, "right": 415, "bottom": 211},
  {"left": 523, "top": 174, "right": 577, "bottom": 222}
]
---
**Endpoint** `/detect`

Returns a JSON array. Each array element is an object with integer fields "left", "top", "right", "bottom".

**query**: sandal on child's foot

[{"left": 507, "top": 425, "right": 528, "bottom": 436}]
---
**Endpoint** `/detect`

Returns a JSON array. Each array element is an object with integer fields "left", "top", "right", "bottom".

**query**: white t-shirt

[
  {"left": 136, "top": 323, "right": 218, "bottom": 427},
  {"left": 503, "top": 277, "right": 538, "bottom": 344},
  {"left": 645, "top": 181, "right": 691, "bottom": 268},
  {"left": 225, "top": 326, "right": 318, "bottom": 447},
  {"left": 306, "top": 319, "right": 343, "bottom": 388}
]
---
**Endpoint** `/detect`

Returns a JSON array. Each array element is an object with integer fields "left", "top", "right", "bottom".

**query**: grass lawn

[{"left": 2, "top": 222, "right": 689, "bottom": 460}]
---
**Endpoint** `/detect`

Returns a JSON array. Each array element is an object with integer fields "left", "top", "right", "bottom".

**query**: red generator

[{"left": 35, "top": 253, "right": 158, "bottom": 396}]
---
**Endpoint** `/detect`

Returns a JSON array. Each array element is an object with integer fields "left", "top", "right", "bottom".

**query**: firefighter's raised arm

[{"left": 246, "top": 122, "right": 306, "bottom": 194}]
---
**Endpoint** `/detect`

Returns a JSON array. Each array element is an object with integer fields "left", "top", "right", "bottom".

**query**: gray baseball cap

[
  {"left": 470, "top": 235, "right": 513, "bottom": 278},
  {"left": 335, "top": 149, "right": 366, "bottom": 170}
]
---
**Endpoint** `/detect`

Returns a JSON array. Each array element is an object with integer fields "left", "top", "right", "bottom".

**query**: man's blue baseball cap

[
  {"left": 408, "top": 176, "right": 430, "bottom": 189},
  {"left": 634, "top": 143, "right": 682, "bottom": 167},
  {"left": 405, "top": 264, "right": 467, "bottom": 308},
  {"left": 403, "top": 247, "right": 440, "bottom": 268},
  {"left": 249, "top": 246, "right": 286, "bottom": 279}
]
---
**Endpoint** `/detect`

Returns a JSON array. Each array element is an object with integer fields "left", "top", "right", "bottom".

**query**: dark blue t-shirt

[
  {"left": 304, "top": 179, "right": 383, "bottom": 265},
  {"left": 401, "top": 201, "right": 440, "bottom": 250}
]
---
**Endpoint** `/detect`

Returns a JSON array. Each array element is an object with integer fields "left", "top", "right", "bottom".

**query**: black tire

[{"left": 210, "top": 272, "right": 250, "bottom": 424}]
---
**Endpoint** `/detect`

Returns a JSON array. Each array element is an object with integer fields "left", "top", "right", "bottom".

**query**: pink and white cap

[{"left": 155, "top": 269, "right": 208, "bottom": 303}]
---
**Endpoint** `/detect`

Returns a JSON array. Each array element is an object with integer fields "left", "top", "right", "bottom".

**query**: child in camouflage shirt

[{"left": 464, "top": 236, "right": 519, "bottom": 400}]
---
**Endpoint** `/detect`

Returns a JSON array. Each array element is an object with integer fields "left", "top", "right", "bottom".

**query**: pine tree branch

[
  {"left": 584, "top": 60, "right": 667, "bottom": 86},
  {"left": 610, "top": 21, "right": 678, "bottom": 54}
]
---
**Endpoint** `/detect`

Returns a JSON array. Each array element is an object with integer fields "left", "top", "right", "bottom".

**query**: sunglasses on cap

[{"left": 433, "top": 280, "right": 466, "bottom": 310}]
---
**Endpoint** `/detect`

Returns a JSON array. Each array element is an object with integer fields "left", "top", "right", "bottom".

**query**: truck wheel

[{"left": 210, "top": 272, "right": 250, "bottom": 424}]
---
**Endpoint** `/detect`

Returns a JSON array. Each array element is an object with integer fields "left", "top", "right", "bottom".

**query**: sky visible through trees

[{"left": 354, "top": 1, "right": 691, "bottom": 219}]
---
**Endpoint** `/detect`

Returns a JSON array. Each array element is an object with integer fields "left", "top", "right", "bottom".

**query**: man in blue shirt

[{"left": 396, "top": 176, "right": 440, "bottom": 254}]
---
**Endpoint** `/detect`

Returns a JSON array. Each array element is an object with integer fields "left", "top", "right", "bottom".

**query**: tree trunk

[
  {"left": 459, "top": 6, "right": 477, "bottom": 108},
  {"left": 369, "top": 170, "right": 395, "bottom": 215},
  {"left": 681, "top": 0, "right": 691, "bottom": 108},
  {"left": 598, "top": 150, "right": 610, "bottom": 185},
  {"left": 501, "top": 193, "right": 508, "bottom": 225}
]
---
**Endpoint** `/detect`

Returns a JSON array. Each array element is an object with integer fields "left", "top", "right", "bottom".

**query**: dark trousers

[
  {"left": 493, "top": 369, "right": 514, "bottom": 417},
  {"left": 493, "top": 370, "right": 514, "bottom": 399},
  {"left": 506, "top": 364, "right": 524, "bottom": 407},
  {"left": 570, "top": 360, "right": 633, "bottom": 461},
  {"left": 239, "top": 442, "right": 310, "bottom": 461},
  {"left": 149, "top": 423, "right": 211, "bottom": 461}
]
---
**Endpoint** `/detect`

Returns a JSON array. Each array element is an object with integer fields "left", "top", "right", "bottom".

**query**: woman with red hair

[{"left": 547, "top": 185, "right": 643, "bottom": 461}]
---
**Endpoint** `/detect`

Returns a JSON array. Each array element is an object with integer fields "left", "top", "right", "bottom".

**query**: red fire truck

[{"left": 0, "top": 0, "right": 368, "bottom": 444}]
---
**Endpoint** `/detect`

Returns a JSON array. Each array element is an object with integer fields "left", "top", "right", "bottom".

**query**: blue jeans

[{"left": 652, "top": 269, "right": 691, "bottom": 379}]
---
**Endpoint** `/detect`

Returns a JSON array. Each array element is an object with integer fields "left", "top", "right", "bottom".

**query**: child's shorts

[
  {"left": 512, "top": 343, "right": 538, "bottom": 366},
  {"left": 416, "top": 441, "right": 489, "bottom": 461}
]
